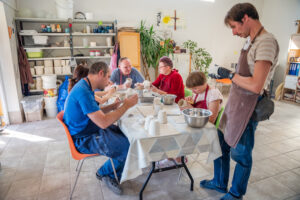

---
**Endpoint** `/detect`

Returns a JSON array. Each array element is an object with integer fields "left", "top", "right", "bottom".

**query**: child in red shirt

[{"left": 151, "top": 56, "right": 184, "bottom": 103}]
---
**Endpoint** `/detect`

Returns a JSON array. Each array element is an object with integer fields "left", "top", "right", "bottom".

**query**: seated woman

[
  {"left": 182, "top": 71, "right": 223, "bottom": 124},
  {"left": 68, "top": 64, "right": 89, "bottom": 92},
  {"left": 151, "top": 56, "right": 184, "bottom": 103},
  {"left": 69, "top": 64, "right": 115, "bottom": 105}
]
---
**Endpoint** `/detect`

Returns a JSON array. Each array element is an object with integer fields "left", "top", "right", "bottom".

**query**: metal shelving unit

[
  {"left": 15, "top": 17, "right": 117, "bottom": 94},
  {"left": 15, "top": 17, "right": 117, "bottom": 63}
]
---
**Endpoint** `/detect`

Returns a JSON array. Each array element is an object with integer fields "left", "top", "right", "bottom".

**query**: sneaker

[
  {"left": 200, "top": 179, "right": 227, "bottom": 194},
  {"left": 96, "top": 172, "right": 122, "bottom": 195},
  {"left": 220, "top": 192, "right": 243, "bottom": 200}
]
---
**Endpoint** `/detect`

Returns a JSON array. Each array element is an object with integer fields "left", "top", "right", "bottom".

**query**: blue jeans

[
  {"left": 73, "top": 124, "right": 129, "bottom": 180},
  {"left": 213, "top": 119, "right": 258, "bottom": 197}
]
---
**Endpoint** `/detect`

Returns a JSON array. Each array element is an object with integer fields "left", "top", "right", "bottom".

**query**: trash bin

[{"left": 20, "top": 95, "right": 44, "bottom": 122}]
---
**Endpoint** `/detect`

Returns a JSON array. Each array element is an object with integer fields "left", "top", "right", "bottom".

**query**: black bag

[{"left": 251, "top": 90, "right": 274, "bottom": 121}]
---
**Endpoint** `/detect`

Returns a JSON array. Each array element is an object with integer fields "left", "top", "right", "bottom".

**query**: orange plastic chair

[{"left": 57, "top": 111, "right": 119, "bottom": 199}]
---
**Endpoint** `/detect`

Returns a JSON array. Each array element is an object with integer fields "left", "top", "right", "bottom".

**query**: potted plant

[
  {"left": 183, "top": 40, "right": 212, "bottom": 76},
  {"left": 139, "top": 21, "right": 174, "bottom": 80}
]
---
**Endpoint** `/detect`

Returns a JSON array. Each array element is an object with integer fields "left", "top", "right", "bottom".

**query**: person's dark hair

[
  {"left": 186, "top": 71, "right": 207, "bottom": 88},
  {"left": 224, "top": 3, "right": 259, "bottom": 26},
  {"left": 159, "top": 56, "right": 173, "bottom": 68},
  {"left": 119, "top": 57, "right": 129, "bottom": 64},
  {"left": 69, "top": 64, "right": 89, "bottom": 92},
  {"left": 89, "top": 61, "right": 109, "bottom": 75}
]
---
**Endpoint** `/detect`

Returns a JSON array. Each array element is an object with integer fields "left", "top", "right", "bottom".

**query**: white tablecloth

[{"left": 118, "top": 104, "right": 222, "bottom": 183}]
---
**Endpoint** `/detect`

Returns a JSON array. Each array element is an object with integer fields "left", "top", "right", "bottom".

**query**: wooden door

[{"left": 118, "top": 32, "right": 141, "bottom": 71}]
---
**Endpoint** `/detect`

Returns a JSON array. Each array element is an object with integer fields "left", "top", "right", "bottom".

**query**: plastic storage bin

[
  {"left": 20, "top": 95, "right": 44, "bottom": 122},
  {"left": 35, "top": 66, "right": 44, "bottom": 75},
  {"left": 32, "top": 35, "right": 48, "bottom": 45},
  {"left": 26, "top": 48, "right": 43, "bottom": 58}
]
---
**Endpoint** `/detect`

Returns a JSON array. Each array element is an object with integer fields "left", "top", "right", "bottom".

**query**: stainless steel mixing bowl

[
  {"left": 162, "top": 94, "right": 177, "bottom": 105},
  {"left": 182, "top": 108, "right": 212, "bottom": 128}
]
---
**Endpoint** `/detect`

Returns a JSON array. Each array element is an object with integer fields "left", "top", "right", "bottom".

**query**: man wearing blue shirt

[
  {"left": 110, "top": 57, "right": 144, "bottom": 89},
  {"left": 64, "top": 62, "right": 138, "bottom": 195}
]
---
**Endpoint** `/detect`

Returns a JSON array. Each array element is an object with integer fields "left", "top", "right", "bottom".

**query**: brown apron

[{"left": 219, "top": 27, "right": 264, "bottom": 148}]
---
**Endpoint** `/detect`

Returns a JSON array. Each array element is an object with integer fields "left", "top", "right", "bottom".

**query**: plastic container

[
  {"left": 30, "top": 68, "right": 35, "bottom": 75},
  {"left": 62, "top": 66, "right": 71, "bottom": 74},
  {"left": 42, "top": 75, "right": 57, "bottom": 89},
  {"left": 32, "top": 36, "right": 48, "bottom": 45},
  {"left": 20, "top": 95, "right": 44, "bottom": 122},
  {"left": 89, "top": 50, "right": 95, "bottom": 57},
  {"left": 36, "top": 77, "right": 43, "bottom": 90},
  {"left": 44, "top": 88, "right": 57, "bottom": 97},
  {"left": 55, "top": 66, "right": 62, "bottom": 74},
  {"left": 44, "top": 67, "right": 54, "bottom": 74},
  {"left": 45, "top": 107, "right": 58, "bottom": 118},
  {"left": 34, "top": 66, "right": 44, "bottom": 75},
  {"left": 44, "top": 60, "right": 53, "bottom": 68},
  {"left": 55, "top": 0, "right": 73, "bottom": 19},
  {"left": 36, "top": 60, "right": 44, "bottom": 66},
  {"left": 54, "top": 59, "right": 62, "bottom": 67},
  {"left": 29, "top": 61, "right": 35, "bottom": 67},
  {"left": 26, "top": 48, "right": 43, "bottom": 58},
  {"left": 95, "top": 50, "right": 100, "bottom": 56},
  {"left": 44, "top": 96, "right": 58, "bottom": 118}
]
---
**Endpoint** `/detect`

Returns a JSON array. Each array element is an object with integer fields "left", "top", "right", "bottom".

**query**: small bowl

[
  {"left": 182, "top": 108, "right": 212, "bottom": 128},
  {"left": 162, "top": 94, "right": 177, "bottom": 105}
]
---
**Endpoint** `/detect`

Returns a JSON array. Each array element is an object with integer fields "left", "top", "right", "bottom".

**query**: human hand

[
  {"left": 107, "top": 87, "right": 116, "bottom": 96},
  {"left": 151, "top": 85, "right": 158, "bottom": 93},
  {"left": 112, "top": 97, "right": 122, "bottom": 109},
  {"left": 185, "top": 96, "right": 194, "bottom": 104},
  {"left": 123, "top": 94, "right": 138, "bottom": 108}
]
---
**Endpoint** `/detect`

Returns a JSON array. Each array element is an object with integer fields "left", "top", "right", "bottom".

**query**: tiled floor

[{"left": 0, "top": 100, "right": 300, "bottom": 200}]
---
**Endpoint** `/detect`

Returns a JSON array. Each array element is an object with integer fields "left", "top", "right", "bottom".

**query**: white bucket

[
  {"left": 45, "top": 107, "right": 58, "bottom": 118},
  {"left": 44, "top": 96, "right": 58, "bottom": 108},
  {"left": 55, "top": 0, "right": 73, "bottom": 19},
  {"left": 44, "top": 96, "right": 58, "bottom": 118},
  {"left": 42, "top": 75, "right": 57, "bottom": 89}
]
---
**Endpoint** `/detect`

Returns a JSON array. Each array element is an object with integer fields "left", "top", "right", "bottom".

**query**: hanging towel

[
  {"left": 17, "top": 34, "right": 33, "bottom": 94},
  {"left": 109, "top": 43, "right": 119, "bottom": 72}
]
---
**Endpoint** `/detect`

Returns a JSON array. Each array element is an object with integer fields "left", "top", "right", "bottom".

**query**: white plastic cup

[
  {"left": 149, "top": 119, "right": 160, "bottom": 136},
  {"left": 158, "top": 110, "right": 167, "bottom": 124},
  {"left": 145, "top": 115, "right": 154, "bottom": 131}
]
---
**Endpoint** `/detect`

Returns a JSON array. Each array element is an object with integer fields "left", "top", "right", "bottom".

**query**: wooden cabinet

[
  {"left": 118, "top": 32, "right": 141, "bottom": 71},
  {"left": 282, "top": 34, "right": 300, "bottom": 104}
]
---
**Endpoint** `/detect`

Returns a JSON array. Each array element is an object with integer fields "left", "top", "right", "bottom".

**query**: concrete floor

[{"left": 0, "top": 100, "right": 300, "bottom": 200}]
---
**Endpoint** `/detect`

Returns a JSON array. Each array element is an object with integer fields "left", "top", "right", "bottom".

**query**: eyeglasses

[{"left": 159, "top": 65, "right": 167, "bottom": 69}]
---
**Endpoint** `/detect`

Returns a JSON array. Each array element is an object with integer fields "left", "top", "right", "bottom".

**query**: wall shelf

[
  {"left": 19, "top": 33, "right": 116, "bottom": 36},
  {"left": 24, "top": 46, "right": 114, "bottom": 50},
  {"left": 32, "top": 74, "right": 72, "bottom": 77},
  {"left": 27, "top": 56, "right": 111, "bottom": 61}
]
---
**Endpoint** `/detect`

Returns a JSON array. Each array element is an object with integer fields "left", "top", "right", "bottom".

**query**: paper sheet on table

[
  {"left": 147, "top": 123, "right": 180, "bottom": 137},
  {"left": 137, "top": 105, "right": 181, "bottom": 117},
  {"left": 171, "top": 115, "right": 186, "bottom": 124}
]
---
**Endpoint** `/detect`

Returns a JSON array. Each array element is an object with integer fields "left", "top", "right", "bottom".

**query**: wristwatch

[{"left": 229, "top": 73, "right": 235, "bottom": 80}]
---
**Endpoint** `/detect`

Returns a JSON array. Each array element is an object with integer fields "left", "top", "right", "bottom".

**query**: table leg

[
  {"left": 181, "top": 156, "right": 194, "bottom": 191},
  {"left": 139, "top": 162, "right": 155, "bottom": 200}
]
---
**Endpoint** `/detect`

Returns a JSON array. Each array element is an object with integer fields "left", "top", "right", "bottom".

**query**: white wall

[
  {"left": 261, "top": 0, "right": 300, "bottom": 90},
  {"left": 0, "top": 0, "right": 23, "bottom": 124},
  {"left": 14, "top": 0, "right": 300, "bottom": 88},
  {"left": 16, "top": 0, "right": 264, "bottom": 67}
]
